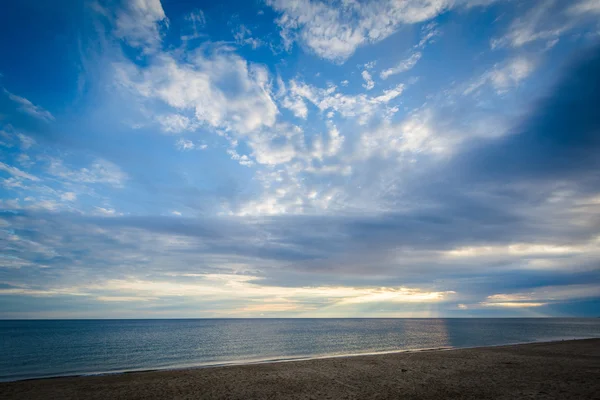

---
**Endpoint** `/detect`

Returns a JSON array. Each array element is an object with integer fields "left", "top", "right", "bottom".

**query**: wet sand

[{"left": 2, "top": 339, "right": 599, "bottom": 399}]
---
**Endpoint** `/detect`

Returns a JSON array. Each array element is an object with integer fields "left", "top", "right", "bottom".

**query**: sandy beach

[{"left": 2, "top": 339, "right": 599, "bottom": 399}]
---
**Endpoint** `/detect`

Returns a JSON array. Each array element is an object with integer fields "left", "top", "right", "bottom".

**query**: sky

[{"left": 0, "top": 0, "right": 599, "bottom": 318}]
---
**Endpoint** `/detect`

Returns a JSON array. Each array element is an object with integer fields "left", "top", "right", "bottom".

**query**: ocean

[{"left": 2, "top": 318, "right": 599, "bottom": 382}]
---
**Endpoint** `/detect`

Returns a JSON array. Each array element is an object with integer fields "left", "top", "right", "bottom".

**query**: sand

[{"left": 2, "top": 339, "right": 599, "bottom": 399}]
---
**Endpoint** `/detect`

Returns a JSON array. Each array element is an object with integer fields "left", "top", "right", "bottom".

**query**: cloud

[
  {"left": 175, "top": 138, "right": 207, "bottom": 151},
  {"left": 227, "top": 148, "right": 255, "bottom": 167},
  {"left": 60, "top": 192, "right": 77, "bottom": 201},
  {"left": 94, "top": 206, "right": 118, "bottom": 216},
  {"left": 4, "top": 90, "right": 54, "bottom": 122},
  {"left": 464, "top": 56, "right": 535, "bottom": 95},
  {"left": 282, "top": 95, "right": 308, "bottom": 119},
  {"left": 115, "top": 48, "right": 278, "bottom": 135},
  {"left": 17, "top": 133, "right": 36, "bottom": 149},
  {"left": 3, "top": 0, "right": 600, "bottom": 318},
  {"left": 481, "top": 301, "right": 547, "bottom": 308},
  {"left": 266, "top": 0, "right": 497, "bottom": 62},
  {"left": 361, "top": 70, "right": 375, "bottom": 90},
  {"left": 0, "top": 162, "right": 40, "bottom": 181},
  {"left": 266, "top": 0, "right": 452, "bottom": 62},
  {"left": 380, "top": 52, "right": 422, "bottom": 79},
  {"left": 480, "top": 283, "right": 600, "bottom": 308},
  {"left": 156, "top": 114, "right": 196, "bottom": 133},
  {"left": 568, "top": 0, "right": 600, "bottom": 15},
  {"left": 233, "top": 25, "right": 264, "bottom": 49},
  {"left": 114, "top": 0, "right": 168, "bottom": 50},
  {"left": 358, "top": 108, "right": 452, "bottom": 160},
  {"left": 181, "top": 9, "right": 206, "bottom": 40},
  {"left": 47, "top": 158, "right": 127, "bottom": 188},
  {"left": 284, "top": 79, "right": 404, "bottom": 123},
  {"left": 490, "top": 0, "right": 600, "bottom": 49},
  {"left": 455, "top": 47, "right": 600, "bottom": 183}
]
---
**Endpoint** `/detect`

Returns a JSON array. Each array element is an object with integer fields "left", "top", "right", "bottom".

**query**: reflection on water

[{"left": 1, "top": 318, "right": 599, "bottom": 381}]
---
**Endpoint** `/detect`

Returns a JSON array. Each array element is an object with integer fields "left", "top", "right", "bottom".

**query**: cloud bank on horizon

[{"left": 0, "top": 0, "right": 599, "bottom": 318}]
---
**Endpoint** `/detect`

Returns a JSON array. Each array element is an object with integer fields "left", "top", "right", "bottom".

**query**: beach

[{"left": 2, "top": 338, "right": 598, "bottom": 399}]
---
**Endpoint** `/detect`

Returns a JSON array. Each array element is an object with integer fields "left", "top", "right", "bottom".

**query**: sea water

[{"left": 1, "top": 318, "right": 599, "bottom": 381}]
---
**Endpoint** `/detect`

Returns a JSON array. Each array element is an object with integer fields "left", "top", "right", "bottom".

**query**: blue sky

[{"left": 1, "top": 0, "right": 599, "bottom": 318}]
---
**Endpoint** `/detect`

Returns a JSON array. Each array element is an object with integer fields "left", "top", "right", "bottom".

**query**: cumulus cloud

[
  {"left": 359, "top": 108, "right": 452, "bottom": 160},
  {"left": 266, "top": 0, "right": 495, "bottom": 62},
  {"left": 282, "top": 95, "right": 308, "bottom": 119},
  {"left": 266, "top": 0, "right": 451, "bottom": 61},
  {"left": 361, "top": 70, "right": 375, "bottom": 90},
  {"left": 283, "top": 79, "right": 404, "bottom": 123},
  {"left": 114, "top": 0, "right": 168, "bottom": 50},
  {"left": 115, "top": 49, "right": 278, "bottom": 135}
]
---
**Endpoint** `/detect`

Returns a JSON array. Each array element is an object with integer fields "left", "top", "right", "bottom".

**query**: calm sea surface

[{"left": 1, "top": 318, "right": 599, "bottom": 381}]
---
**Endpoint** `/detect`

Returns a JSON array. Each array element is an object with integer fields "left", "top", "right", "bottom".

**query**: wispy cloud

[
  {"left": 464, "top": 56, "right": 536, "bottom": 95},
  {"left": 380, "top": 52, "right": 422, "bottom": 79},
  {"left": 4, "top": 90, "right": 54, "bottom": 122}
]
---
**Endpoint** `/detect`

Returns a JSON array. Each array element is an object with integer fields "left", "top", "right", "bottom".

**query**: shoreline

[
  {"left": 1, "top": 336, "right": 595, "bottom": 383},
  {"left": 3, "top": 336, "right": 598, "bottom": 383},
  {"left": 2, "top": 339, "right": 599, "bottom": 400}
]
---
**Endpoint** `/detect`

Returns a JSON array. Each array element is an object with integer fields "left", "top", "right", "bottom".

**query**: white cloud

[
  {"left": 4, "top": 90, "right": 54, "bottom": 122},
  {"left": 361, "top": 70, "right": 375, "bottom": 90},
  {"left": 47, "top": 158, "right": 127, "bottom": 188},
  {"left": 569, "top": 0, "right": 600, "bottom": 15},
  {"left": 380, "top": 52, "right": 422, "bottom": 79},
  {"left": 311, "top": 125, "right": 345, "bottom": 160},
  {"left": 282, "top": 95, "right": 308, "bottom": 118},
  {"left": 176, "top": 138, "right": 194, "bottom": 151},
  {"left": 443, "top": 242, "right": 589, "bottom": 259},
  {"left": 114, "top": 0, "right": 168, "bottom": 50},
  {"left": 41, "top": 274, "right": 453, "bottom": 314},
  {"left": 286, "top": 79, "right": 404, "bottom": 124},
  {"left": 363, "top": 61, "right": 377, "bottom": 69},
  {"left": 489, "top": 1, "right": 598, "bottom": 49},
  {"left": 0, "top": 162, "right": 39, "bottom": 181},
  {"left": 182, "top": 9, "right": 206, "bottom": 40},
  {"left": 156, "top": 114, "right": 195, "bottom": 133},
  {"left": 481, "top": 284, "right": 600, "bottom": 307},
  {"left": 175, "top": 138, "right": 207, "bottom": 151},
  {"left": 94, "top": 206, "right": 118, "bottom": 216},
  {"left": 233, "top": 25, "right": 263, "bottom": 49},
  {"left": 359, "top": 108, "right": 450, "bottom": 160},
  {"left": 464, "top": 56, "right": 535, "bottom": 95},
  {"left": 17, "top": 134, "right": 36, "bottom": 149},
  {"left": 247, "top": 123, "right": 306, "bottom": 166},
  {"left": 116, "top": 49, "right": 278, "bottom": 135},
  {"left": 17, "top": 154, "right": 33, "bottom": 168},
  {"left": 481, "top": 301, "right": 547, "bottom": 308},
  {"left": 227, "top": 148, "right": 255, "bottom": 167},
  {"left": 60, "top": 192, "right": 77, "bottom": 201},
  {"left": 415, "top": 22, "right": 440, "bottom": 49},
  {"left": 266, "top": 0, "right": 454, "bottom": 62}
]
